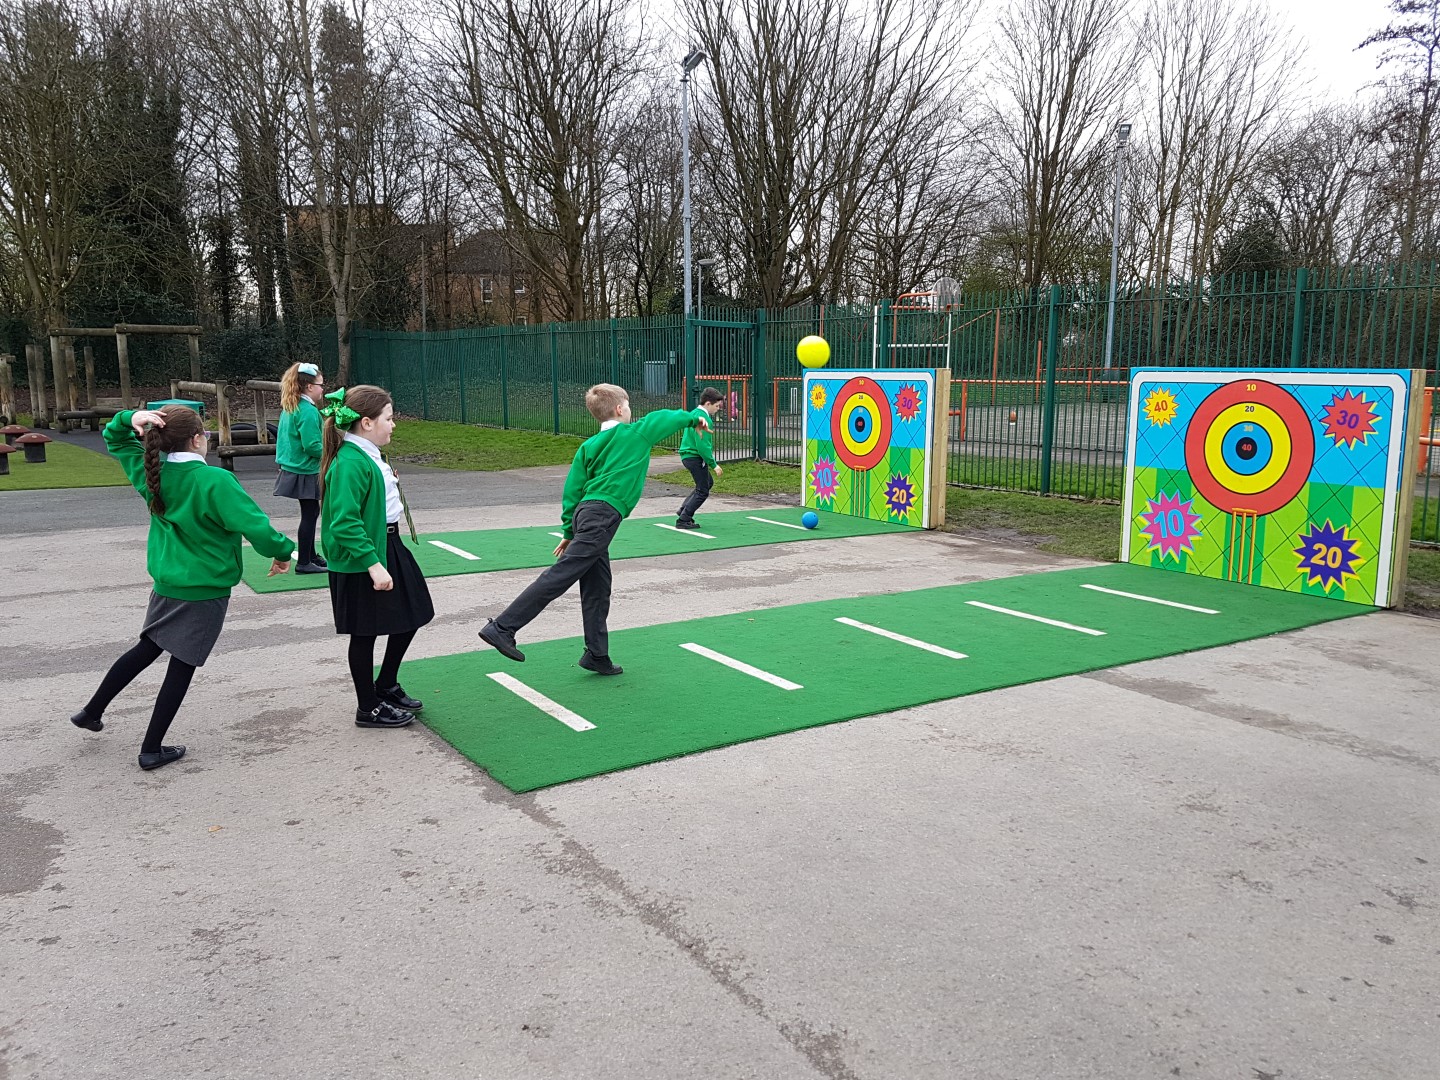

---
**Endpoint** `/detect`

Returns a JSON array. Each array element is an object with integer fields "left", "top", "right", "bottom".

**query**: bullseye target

[
  {"left": 830, "top": 377, "right": 892, "bottom": 471},
  {"left": 1183, "top": 379, "right": 1314, "bottom": 515}
]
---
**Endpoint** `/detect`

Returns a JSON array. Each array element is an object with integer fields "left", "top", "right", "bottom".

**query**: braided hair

[{"left": 142, "top": 405, "right": 206, "bottom": 518}]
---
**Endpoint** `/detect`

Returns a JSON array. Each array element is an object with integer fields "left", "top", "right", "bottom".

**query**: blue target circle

[
  {"left": 847, "top": 406, "right": 873, "bottom": 443},
  {"left": 1219, "top": 422, "right": 1272, "bottom": 476}
]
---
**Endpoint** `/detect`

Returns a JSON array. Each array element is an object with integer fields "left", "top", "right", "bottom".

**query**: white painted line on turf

[
  {"left": 746, "top": 515, "right": 809, "bottom": 531},
  {"left": 834, "top": 617, "right": 968, "bottom": 659},
  {"left": 655, "top": 523, "right": 716, "bottom": 539},
  {"left": 549, "top": 532, "right": 565, "bottom": 538},
  {"left": 1080, "top": 583, "right": 1218, "bottom": 614},
  {"left": 486, "top": 672, "right": 595, "bottom": 732},
  {"left": 428, "top": 540, "right": 480, "bottom": 561},
  {"left": 965, "top": 600, "right": 1106, "bottom": 636},
  {"left": 679, "top": 643, "right": 803, "bottom": 690}
]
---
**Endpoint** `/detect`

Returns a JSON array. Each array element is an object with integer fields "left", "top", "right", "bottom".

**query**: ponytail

[
  {"left": 319, "top": 414, "right": 345, "bottom": 495},
  {"left": 280, "top": 361, "right": 321, "bottom": 412},
  {"left": 139, "top": 405, "right": 206, "bottom": 518}
]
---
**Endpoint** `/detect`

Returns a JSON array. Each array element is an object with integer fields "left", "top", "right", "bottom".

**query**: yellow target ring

[
  {"left": 1202, "top": 402, "right": 1292, "bottom": 496},
  {"left": 839, "top": 391, "right": 883, "bottom": 458}
]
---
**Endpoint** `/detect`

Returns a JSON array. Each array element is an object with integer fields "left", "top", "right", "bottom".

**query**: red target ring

[
  {"left": 1184, "top": 379, "right": 1314, "bottom": 515},
  {"left": 831, "top": 377, "right": 892, "bottom": 471}
]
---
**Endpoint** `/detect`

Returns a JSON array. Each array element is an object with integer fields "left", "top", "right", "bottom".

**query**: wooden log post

[
  {"left": 115, "top": 333, "right": 133, "bottom": 407},
  {"left": 25, "top": 344, "right": 47, "bottom": 425},
  {"left": 0, "top": 355, "right": 14, "bottom": 424},
  {"left": 83, "top": 345, "right": 96, "bottom": 408},
  {"left": 65, "top": 343, "right": 79, "bottom": 409},
  {"left": 48, "top": 336, "right": 70, "bottom": 427},
  {"left": 187, "top": 333, "right": 202, "bottom": 382}
]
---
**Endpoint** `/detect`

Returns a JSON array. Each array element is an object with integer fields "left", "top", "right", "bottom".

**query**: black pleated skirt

[{"left": 328, "top": 526, "right": 435, "bottom": 636}]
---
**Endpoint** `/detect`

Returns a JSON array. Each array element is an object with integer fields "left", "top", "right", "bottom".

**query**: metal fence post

[
  {"left": 683, "top": 313, "right": 696, "bottom": 409},
  {"left": 1289, "top": 267, "right": 1310, "bottom": 367},
  {"left": 419, "top": 333, "right": 430, "bottom": 420},
  {"left": 500, "top": 331, "right": 509, "bottom": 429},
  {"left": 457, "top": 334, "right": 468, "bottom": 425},
  {"left": 753, "top": 308, "right": 768, "bottom": 459},
  {"left": 550, "top": 323, "right": 560, "bottom": 434},
  {"left": 1039, "top": 285, "right": 1062, "bottom": 495},
  {"left": 609, "top": 317, "right": 620, "bottom": 385}
]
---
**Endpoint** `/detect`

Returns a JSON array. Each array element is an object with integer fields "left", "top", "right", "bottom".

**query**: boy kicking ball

[{"left": 479, "top": 383, "right": 710, "bottom": 676}]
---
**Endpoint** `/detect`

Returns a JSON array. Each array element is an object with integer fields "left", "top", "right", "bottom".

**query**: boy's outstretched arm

[{"left": 634, "top": 408, "right": 710, "bottom": 447}]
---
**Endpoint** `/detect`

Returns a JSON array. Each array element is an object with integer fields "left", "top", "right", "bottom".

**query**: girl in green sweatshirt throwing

[
  {"left": 72, "top": 406, "right": 294, "bottom": 771},
  {"left": 274, "top": 361, "right": 327, "bottom": 573},
  {"left": 320, "top": 385, "right": 434, "bottom": 729}
]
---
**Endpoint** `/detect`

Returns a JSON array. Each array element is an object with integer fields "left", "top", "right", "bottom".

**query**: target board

[
  {"left": 802, "top": 369, "right": 947, "bottom": 528},
  {"left": 1122, "top": 368, "right": 1423, "bottom": 607}
]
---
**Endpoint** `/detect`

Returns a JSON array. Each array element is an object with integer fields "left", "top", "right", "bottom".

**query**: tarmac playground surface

[{"left": 1, "top": 437, "right": 1437, "bottom": 1080}]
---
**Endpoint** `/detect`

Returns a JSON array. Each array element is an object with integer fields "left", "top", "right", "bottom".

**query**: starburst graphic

[
  {"left": 1142, "top": 387, "right": 1179, "bottom": 427},
  {"left": 809, "top": 383, "right": 826, "bottom": 410},
  {"left": 1320, "top": 389, "right": 1379, "bottom": 449},
  {"left": 1294, "top": 520, "right": 1364, "bottom": 592},
  {"left": 1138, "top": 491, "right": 1203, "bottom": 561},
  {"left": 809, "top": 457, "right": 839, "bottom": 503},
  {"left": 894, "top": 383, "right": 922, "bottom": 421},
  {"left": 883, "top": 474, "right": 916, "bottom": 518}
]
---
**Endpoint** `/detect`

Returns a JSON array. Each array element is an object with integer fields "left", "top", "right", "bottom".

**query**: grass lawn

[
  {"left": 0, "top": 440, "right": 127, "bottom": 490},
  {"left": 650, "top": 458, "right": 802, "bottom": 497},
  {"left": 388, "top": 420, "right": 686, "bottom": 471}
]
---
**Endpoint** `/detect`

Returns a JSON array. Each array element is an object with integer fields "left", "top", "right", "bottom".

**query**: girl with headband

[
  {"left": 71, "top": 405, "right": 293, "bottom": 770},
  {"left": 274, "top": 361, "right": 327, "bottom": 573},
  {"left": 319, "top": 385, "right": 434, "bottom": 729}
]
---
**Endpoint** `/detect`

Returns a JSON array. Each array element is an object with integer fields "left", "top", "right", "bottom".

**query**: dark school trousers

[
  {"left": 677, "top": 456, "right": 712, "bottom": 522},
  {"left": 494, "top": 500, "right": 623, "bottom": 657}
]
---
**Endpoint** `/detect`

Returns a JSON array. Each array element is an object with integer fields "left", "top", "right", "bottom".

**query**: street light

[
  {"left": 1102, "top": 121, "right": 1132, "bottom": 371},
  {"left": 680, "top": 48, "right": 708, "bottom": 406}
]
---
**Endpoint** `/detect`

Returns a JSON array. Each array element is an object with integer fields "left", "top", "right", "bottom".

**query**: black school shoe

[
  {"left": 478, "top": 620, "right": 525, "bottom": 662},
  {"left": 356, "top": 701, "right": 414, "bottom": 728},
  {"left": 71, "top": 709, "right": 103, "bottom": 732},
  {"left": 578, "top": 650, "right": 623, "bottom": 676},
  {"left": 675, "top": 518, "right": 699, "bottom": 529},
  {"left": 138, "top": 745, "right": 186, "bottom": 770},
  {"left": 375, "top": 683, "right": 423, "bottom": 711},
  {"left": 294, "top": 562, "right": 328, "bottom": 575}
]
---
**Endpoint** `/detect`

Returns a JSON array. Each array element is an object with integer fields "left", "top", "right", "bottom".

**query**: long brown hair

[
  {"left": 142, "top": 405, "right": 206, "bottom": 518},
  {"left": 280, "top": 361, "right": 322, "bottom": 412},
  {"left": 319, "top": 384, "right": 393, "bottom": 493}
]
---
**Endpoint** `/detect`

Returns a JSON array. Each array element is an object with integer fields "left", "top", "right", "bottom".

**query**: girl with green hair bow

[{"left": 319, "top": 385, "right": 435, "bottom": 730}]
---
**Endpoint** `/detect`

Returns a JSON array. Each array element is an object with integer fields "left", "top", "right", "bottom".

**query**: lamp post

[
  {"left": 680, "top": 48, "right": 707, "bottom": 407},
  {"left": 696, "top": 256, "right": 718, "bottom": 379},
  {"left": 1102, "top": 121, "right": 1132, "bottom": 372}
]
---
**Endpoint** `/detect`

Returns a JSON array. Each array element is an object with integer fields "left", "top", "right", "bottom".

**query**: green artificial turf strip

[
  {"left": 241, "top": 507, "right": 912, "bottom": 592},
  {"left": 404, "top": 562, "right": 1373, "bottom": 792},
  {"left": 0, "top": 440, "right": 128, "bottom": 490}
]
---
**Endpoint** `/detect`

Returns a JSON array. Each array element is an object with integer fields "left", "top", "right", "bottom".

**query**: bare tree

[
  {"left": 684, "top": 0, "right": 964, "bottom": 307},
  {"left": 434, "top": 0, "right": 646, "bottom": 322},
  {"left": 1361, "top": 0, "right": 1440, "bottom": 263},
  {"left": 608, "top": 87, "right": 683, "bottom": 315},
  {"left": 990, "top": 0, "right": 1134, "bottom": 291},
  {"left": 0, "top": 0, "right": 104, "bottom": 331}
]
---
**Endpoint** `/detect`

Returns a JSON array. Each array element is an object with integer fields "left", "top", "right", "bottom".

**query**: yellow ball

[{"left": 796, "top": 335, "right": 831, "bottom": 369}]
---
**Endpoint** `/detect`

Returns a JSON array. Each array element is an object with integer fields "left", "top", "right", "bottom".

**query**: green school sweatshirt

[
  {"left": 560, "top": 409, "right": 706, "bottom": 538},
  {"left": 105, "top": 411, "right": 294, "bottom": 600},
  {"left": 320, "top": 440, "right": 389, "bottom": 572},
  {"left": 678, "top": 406, "right": 716, "bottom": 468},
  {"left": 276, "top": 398, "right": 322, "bottom": 474}
]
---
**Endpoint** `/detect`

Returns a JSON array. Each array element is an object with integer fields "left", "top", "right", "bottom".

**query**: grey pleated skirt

[
  {"left": 274, "top": 469, "right": 321, "bottom": 500},
  {"left": 140, "top": 591, "right": 230, "bottom": 667}
]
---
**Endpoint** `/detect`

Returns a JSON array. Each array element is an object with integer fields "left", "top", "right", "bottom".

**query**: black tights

[
  {"left": 348, "top": 631, "right": 417, "bottom": 711},
  {"left": 83, "top": 635, "right": 197, "bottom": 753},
  {"left": 298, "top": 498, "right": 320, "bottom": 564}
]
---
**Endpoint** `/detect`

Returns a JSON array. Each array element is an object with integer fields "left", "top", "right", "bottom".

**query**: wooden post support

[
  {"left": 48, "top": 336, "right": 69, "bottom": 427},
  {"left": 83, "top": 345, "right": 96, "bottom": 408},
  {"left": 254, "top": 383, "right": 270, "bottom": 444},
  {"left": 64, "top": 343, "right": 79, "bottom": 409},
  {"left": 187, "top": 334, "right": 201, "bottom": 382},
  {"left": 26, "top": 344, "right": 47, "bottom": 425},
  {"left": 115, "top": 334, "right": 133, "bottom": 408},
  {"left": 1390, "top": 369, "right": 1429, "bottom": 610},
  {"left": 0, "top": 355, "right": 13, "bottom": 424},
  {"left": 927, "top": 367, "right": 951, "bottom": 529}
]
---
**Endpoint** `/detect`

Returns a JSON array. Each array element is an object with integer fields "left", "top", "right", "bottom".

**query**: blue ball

[{"left": 801, "top": 511, "right": 819, "bottom": 529}]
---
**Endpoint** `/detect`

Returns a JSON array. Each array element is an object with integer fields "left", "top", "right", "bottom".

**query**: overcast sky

[{"left": 1255, "top": 0, "right": 1390, "bottom": 99}]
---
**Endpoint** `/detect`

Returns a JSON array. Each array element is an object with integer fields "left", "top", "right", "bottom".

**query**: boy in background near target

[
  {"left": 274, "top": 361, "right": 327, "bottom": 573},
  {"left": 479, "top": 383, "right": 710, "bottom": 676},
  {"left": 71, "top": 406, "right": 293, "bottom": 771},
  {"left": 675, "top": 386, "right": 725, "bottom": 529}
]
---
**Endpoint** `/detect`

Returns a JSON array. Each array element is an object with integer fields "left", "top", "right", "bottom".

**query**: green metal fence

[{"left": 352, "top": 265, "right": 1440, "bottom": 544}]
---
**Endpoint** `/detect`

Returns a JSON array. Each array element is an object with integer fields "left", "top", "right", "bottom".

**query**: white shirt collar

[
  {"left": 600, "top": 419, "right": 620, "bottom": 430},
  {"left": 166, "top": 451, "right": 207, "bottom": 464},
  {"left": 343, "top": 432, "right": 383, "bottom": 462}
]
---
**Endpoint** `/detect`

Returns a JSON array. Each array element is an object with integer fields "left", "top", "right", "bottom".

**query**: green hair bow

[{"left": 320, "top": 387, "right": 360, "bottom": 428}]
